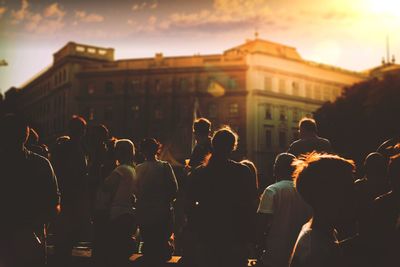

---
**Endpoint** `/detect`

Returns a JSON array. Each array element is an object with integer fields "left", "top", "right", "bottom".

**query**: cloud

[
  {"left": 11, "top": 0, "right": 29, "bottom": 24},
  {"left": 10, "top": 0, "right": 66, "bottom": 33},
  {"left": 44, "top": 3, "right": 65, "bottom": 19},
  {"left": 0, "top": 6, "right": 7, "bottom": 18},
  {"left": 132, "top": 1, "right": 158, "bottom": 11},
  {"left": 75, "top": 10, "right": 104, "bottom": 23},
  {"left": 149, "top": 0, "right": 272, "bottom": 33}
]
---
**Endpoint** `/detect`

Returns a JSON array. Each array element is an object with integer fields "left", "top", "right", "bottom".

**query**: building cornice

[
  {"left": 251, "top": 89, "right": 326, "bottom": 105},
  {"left": 77, "top": 65, "right": 249, "bottom": 77},
  {"left": 250, "top": 65, "right": 357, "bottom": 86}
]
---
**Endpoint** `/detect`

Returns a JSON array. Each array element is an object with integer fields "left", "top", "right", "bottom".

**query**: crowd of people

[{"left": 0, "top": 113, "right": 398, "bottom": 267}]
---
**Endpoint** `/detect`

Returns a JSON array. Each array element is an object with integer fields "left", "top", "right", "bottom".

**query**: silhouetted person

[
  {"left": 186, "top": 127, "right": 254, "bottom": 267},
  {"left": 377, "top": 135, "right": 400, "bottom": 159},
  {"left": 257, "top": 153, "right": 312, "bottom": 267},
  {"left": 366, "top": 152, "right": 400, "bottom": 267},
  {"left": 290, "top": 153, "right": 356, "bottom": 267},
  {"left": 187, "top": 118, "right": 212, "bottom": 170},
  {"left": 52, "top": 115, "right": 89, "bottom": 267},
  {"left": 26, "top": 128, "right": 49, "bottom": 158},
  {"left": 135, "top": 138, "right": 178, "bottom": 265},
  {"left": 354, "top": 152, "right": 389, "bottom": 236},
  {"left": 87, "top": 124, "right": 110, "bottom": 213},
  {"left": 96, "top": 139, "right": 138, "bottom": 267},
  {"left": 288, "top": 118, "right": 332, "bottom": 157},
  {"left": 0, "top": 114, "right": 60, "bottom": 267}
]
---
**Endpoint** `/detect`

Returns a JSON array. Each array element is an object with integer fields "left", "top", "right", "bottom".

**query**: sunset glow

[{"left": 0, "top": 0, "right": 399, "bottom": 94}]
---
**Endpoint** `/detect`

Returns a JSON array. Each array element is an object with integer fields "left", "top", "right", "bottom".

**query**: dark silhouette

[
  {"left": 25, "top": 128, "right": 48, "bottom": 158},
  {"left": 186, "top": 127, "right": 254, "bottom": 267},
  {"left": 135, "top": 138, "right": 178, "bottom": 265},
  {"left": 365, "top": 152, "right": 400, "bottom": 267},
  {"left": 188, "top": 118, "right": 212, "bottom": 170},
  {"left": 288, "top": 118, "right": 332, "bottom": 157},
  {"left": 0, "top": 114, "right": 60, "bottom": 267},
  {"left": 314, "top": 74, "right": 400, "bottom": 165},
  {"left": 290, "top": 153, "right": 355, "bottom": 267},
  {"left": 256, "top": 153, "right": 312, "bottom": 267},
  {"left": 97, "top": 139, "right": 138, "bottom": 267},
  {"left": 51, "top": 115, "right": 89, "bottom": 267}
]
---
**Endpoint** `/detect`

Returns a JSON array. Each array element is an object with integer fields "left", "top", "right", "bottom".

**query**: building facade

[{"left": 3, "top": 38, "right": 365, "bottom": 180}]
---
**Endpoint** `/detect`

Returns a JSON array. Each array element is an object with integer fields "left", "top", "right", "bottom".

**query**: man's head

[
  {"left": 93, "top": 124, "right": 109, "bottom": 143},
  {"left": 293, "top": 153, "right": 355, "bottom": 226},
  {"left": 115, "top": 139, "right": 135, "bottom": 165},
  {"left": 388, "top": 152, "right": 400, "bottom": 194},
  {"left": 299, "top": 118, "right": 318, "bottom": 138},
  {"left": 274, "top": 153, "right": 296, "bottom": 182},
  {"left": 140, "top": 138, "right": 161, "bottom": 160},
  {"left": 68, "top": 115, "right": 87, "bottom": 140},
  {"left": 193, "top": 118, "right": 211, "bottom": 141},
  {"left": 0, "top": 113, "right": 29, "bottom": 150},
  {"left": 211, "top": 126, "right": 238, "bottom": 158},
  {"left": 364, "top": 152, "right": 388, "bottom": 182}
]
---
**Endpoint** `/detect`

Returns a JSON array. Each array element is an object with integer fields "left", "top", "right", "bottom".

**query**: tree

[{"left": 314, "top": 73, "right": 400, "bottom": 166}]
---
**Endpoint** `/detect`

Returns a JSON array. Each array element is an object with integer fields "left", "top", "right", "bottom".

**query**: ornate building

[{"left": 3, "top": 38, "right": 365, "bottom": 180}]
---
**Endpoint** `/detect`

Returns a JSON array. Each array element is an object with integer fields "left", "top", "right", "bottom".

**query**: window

[
  {"left": 180, "top": 78, "right": 188, "bottom": 91},
  {"left": 88, "top": 84, "right": 95, "bottom": 95},
  {"left": 292, "top": 81, "right": 300, "bottom": 96},
  {"left": 265, "top": 129, "right": 272, "bottom": 149},
  {"left": 154, "top": 107, "right": 164, "bottom": 119},
  {"left": 155, "top": 79, "right": 161, "bottom": 92},
  {"left": 305, "top": 83, "right": 312, "bottom": 98},
  {"left": 105, "top": 81, "right": 113, "bottom": 94},
  {"left": 265, "top": 105, "right": 272, "bottom": 120},
  {"left": 228, "top": 103, "right": 239, "bottom": 117},
  {"left": 104, "top": 106, "right": 113, "bottom": 120},
  {"left": 88, "top": 48, "right": 96, "bottom": 54},
  {"left": 279, "top": 131, "right": 287, "bottom": 148},
  {"left": 314, "top": 85, "right": 322, "bottom": 100},
  {"left": 279, "top": 106, "right": 287, "bottom": 121},
  {"left": 228, "top": 78, "right": 237, "bottom": 89},
  {"left": 98, "top": 49, "right": 107, "bottom": 55},
  {"left": 264, "top": 76, "right": 273, "bottom": 91},
  {"left": 292, "top": 108, "right": 300, "bottom": 122},
  {"left": 76, "top": 46, "right": 85, "bottom": 52},
  {"left": 131, "top": 105, "right": 140, "bottom": 119},
  {"left": 88, "top": 107, "right": 95, "bottom": 121},
  {"left": 323, "top": 86, "right": 331, "bottom": 101},
  {"left": 208, "top": 103, "right": 217, "bottom": 118},
  {"left": 279, "top": 79, "right": 286, "bottom": 93}
]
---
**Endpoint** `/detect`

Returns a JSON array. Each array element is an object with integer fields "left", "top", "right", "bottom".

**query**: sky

[{"left": 0, "top": 0, "right": 400, "bottom": 94}]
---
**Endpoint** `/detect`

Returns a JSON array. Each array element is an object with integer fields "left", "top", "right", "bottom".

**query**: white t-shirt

[
  {"left": 107, "top": 164, "right": 136, "bottom": 220},
  {"left": 258, "top": 180, "right": 312, "bottom": 267},
  {"left": 290, "top": 223, "right": 343, "bottom": 267}
]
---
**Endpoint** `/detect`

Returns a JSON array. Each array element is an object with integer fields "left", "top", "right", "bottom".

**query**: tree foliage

[{"left": 314, "top": 73, "right": 400, "bottom": 165}]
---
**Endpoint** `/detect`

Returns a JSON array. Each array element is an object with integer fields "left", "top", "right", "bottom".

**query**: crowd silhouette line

[{"left": 0, "top": 114, "right": 398, "bottom": 267}]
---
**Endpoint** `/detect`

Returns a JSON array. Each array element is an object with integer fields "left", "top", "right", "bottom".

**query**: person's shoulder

[
  {"left": 229, "top": 159, "right": 251, "bottom": 170},
  {"left": 116, "top": 164, "right": 135, "bottom": 172},
  {"left": 190, "top": 163, "right": 207, "bottom": 176},
  {"left": 317, "top": 137, "right": 331, "bottom": 143},
  {"left": 374, "top": 191, "right": 393, "bottom": 206},
  {"left": 290, "top": 139, "right": 304, "bottom": 146},
  {"left": 27, "top": 150, "right": 52, "bottom": 168},
  {"left": 292, "top": 223, "right": 313, "bottom": 260}
]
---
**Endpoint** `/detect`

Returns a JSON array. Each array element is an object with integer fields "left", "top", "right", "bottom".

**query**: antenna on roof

[
  {"left": 386, "top": 35, "right": 390, "bottom": 64},
  {"left": 254, "top": 28, "right": 259, "bottom": 40}
]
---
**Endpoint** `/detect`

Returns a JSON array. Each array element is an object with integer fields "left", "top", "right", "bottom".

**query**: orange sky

[{"left": 0, "top": 0, "right": 399, "bottom": 93}]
